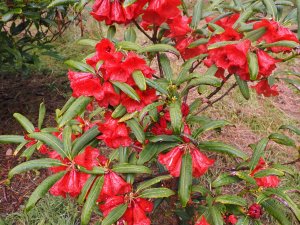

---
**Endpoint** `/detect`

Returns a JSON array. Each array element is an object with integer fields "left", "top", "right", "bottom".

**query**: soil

[{"left": 0, "top": 73, "right": 69, "bottom": 215}]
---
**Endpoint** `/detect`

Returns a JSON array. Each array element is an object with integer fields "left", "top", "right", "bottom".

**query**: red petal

[
  {"left": 195, "top": 216, "right": 211, "bottom": 225},
  {"left": 158, "top": 146, "right": 184, "bottom": 177},
  {"left": 190, "top": 147, "right": 214, "bottom": 177},
  {"left": 99, "top": 196, "right": 125, "bottom": 216}
]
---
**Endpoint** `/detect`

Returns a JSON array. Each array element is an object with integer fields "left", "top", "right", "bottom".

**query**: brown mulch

[{"left": 0, "top": 73, "right": 69, "bottom": 215}]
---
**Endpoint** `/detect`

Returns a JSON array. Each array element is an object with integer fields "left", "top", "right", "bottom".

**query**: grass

[{"left": 3, "top": 195, "right": 80, "bottom": 225}]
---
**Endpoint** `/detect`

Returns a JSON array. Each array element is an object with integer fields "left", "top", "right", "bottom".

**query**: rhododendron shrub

[{"left": 1, "top": 0, "right": 300, "bottom": 225}]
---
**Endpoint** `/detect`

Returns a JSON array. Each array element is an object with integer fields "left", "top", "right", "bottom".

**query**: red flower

[
  {"left": 49, "top": 146, "right": 100, "bottom": 197},
  {"left": 195, "top": 216, "right": 211, "bottom": 225},
  {"left": 158, "top": 145, "right": 214, "bottom": 177},
  {"left": 142, "top": 0, "right": 181, "bottom": 26},
  {"left": 151, "top": 117, "right": 173, "bottom": 135},
  {"left": 91, "top": 0, "right": 147, "bottom": 25},
  {"left": 98, "top": 172, "right": 131, "bottom": 202},
  {"left": 248, "top": 203, "right": 263, "bottom": 219},
  {"left": 250, "top": 158, "right": 280, "bottom": 188},
  {"left": 167, "top": 15, "right": 192, "bottom": 38},
  {"left": 97, "top": 112, "right": 132, "bottom": 148},
  {"left": 97, "top": 82, "right": 120, "bottom": 108},
  {"left": 206, "top": 13, "right": 240, "bottom": 30},
  {"left": 68, "top": 71, "right": 103, "bottom": 100},
  {"left": 251, "top": 80, "right": 279, "bottom": 97},
  {"left": 121, "top": 88, "right": 157, "bottom": 113},
  {"left": 175, "top": 36, "right": 207, "bottom": 60},
  {"left": 99, "top": 195, "right": 153, "bottom": 225},
  {"left": 86, "top": 38, "right": 122, "bottom": 68},
  {"left": 257, "top": 50, "right": 279, "bottom": 78},
  {"left": 253, "top": 19, "right": 299, "bottom": 52},
  {"left": 182, "top": 123, "right": 191, "bottom": 143}
]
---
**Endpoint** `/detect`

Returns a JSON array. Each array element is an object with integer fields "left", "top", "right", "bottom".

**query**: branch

[
  {"left": 207, "top": 74, "right": 232, "bottom": 99},
  {"left": 195, "top": 82, "right": 237, "bottom": 114},
  {"left": 133, "top": 20, "right": 153, "bottom": 41}
]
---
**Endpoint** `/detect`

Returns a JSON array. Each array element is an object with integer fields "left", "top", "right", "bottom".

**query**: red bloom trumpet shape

[
  {"left": 251, "top": 80, "right": 279, "bottom": 97},
  {"left": 99, "top": 195, "right": 153, "bottom": 225},
  {"left": 250, "top": 158, "right": 280, "bottom": 188},
  {"left": 91, "top": 0, "right": 148, "bottom": 25},
  {"left": 158, "top": 145, "right": 214, "bottom": 177},
  {"left": 97, "top": 112, "right": 132, "bottom": 149},
  {"left": 253, "top": 19, "right": 299, "bottom": 53},
  {"left": 97, "top": 171, "right": 131, "bottom": 202},
  {"left": 49, "top": 146, "right": 100, "bottom": 197}
]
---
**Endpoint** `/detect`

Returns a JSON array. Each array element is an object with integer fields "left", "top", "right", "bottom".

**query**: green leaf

[
  {"left": 107, "top": 25, "right": 116, "bottom": 40},
  {"left": 188, "top": 38, "right": 209, "bottom": 48},
  {"left": 235, "top": 171, "right": 257, "bottom": 185},
  {"left": 0, "top": 135, "right": 25, "bottom": 144},
  {"left": 244, "top": 27, "right": 266, "bottom": 42},
  {"left": 112, "top": 105, "right": 127, "bottom": 119},
  {"left": 160, "top": 54, "right": 173, "bottom": 81},
  {"left": 29, "top": 132, "right": 66, "bottom": 157},
  {"left": 235, "top": 75, "right": 250, "bottom": 100},
  {"left": 138, "top": 188, "right": 175, "bottom": 198},
  {"left": 179, "top": 152, "right": 192, "bottom": 207},
  {"left": 263, "top": 189, "right": 300, "bottom": 221},
  {"left": 112, "top": 163, "right": 151, "bottom": 174},
  {"left": 269, "top": 133, "right": 296, "bottom": 147},
  {"left": 8, "top": 159, "right": 63, "bottom": 179},
  {"left": 233, "top": 8, "right": 253, "bottom": 29},
  {"left": 209, "top": 205, "right": 223, "bottom": 225},
  {"left": 13, "top": 113, "right": 35, "bottom": 133},
  {"left": 191, "top": 0, "right": 204, "bottom": 28},
  {"left": 58, "top": 96, "right": 92, "bottom": 127},
  {"left": 145, "top": 78, "right": 169, "bottom": 95},
  {"left": 116, "top": 41, "right": 141, "bottom": 51},
  {"left": 236, "top": 216, "right": 250, "bottom": 225},
  {"left": 102, "top": 204, "right": 128, "bottom": 225},
  {"left": 297, "top": 0, "right": 300, "bottom": 40},
  {"left": 60, "top": 97, "right": 76, "bottom": 116},
  {"left": 20, "top": 143, "right": 37, "bottom": 160},
  {"left": 261, "top": 199, "right": 292, "bottom": 225},
  {"left": 136, "top": 175, "right": 172, "bottom": 192},
  {"left": 77, "top": 175, "right": 97, "bottom": 205},
  {"left": 137, "top": 142, "right": 178, "bottom": 164},
  {"left": 139, "top": 102, "right": 164, "bottom": 121},
  {"left": 132, "top": 70, "right": 146, "bottom": 91},
  {"left": 26, "top": 171, "right": 66, "bottom": 211},
  {"left": 212, "top": 174, "right": 241, "bottom": 188},
  {"left": 48, "top": 0, "right": 76, "bottom": 8},
  {"left": 254, "top": 168, "right": 284, "bottom": 178},
  {"left": 64, "top": 60, "right": 94, "bottom": 73},
  {"left": 126, "top": 119, "right": 145, "bottom": 143},
  {"left": 208, "top": 41, "right": 239, "bottom": 50},
  {"left": 169, "top": 101, "right": 182, "bottom": 134},
  {"left": 112, "top": 81, "right": 140, "bottom": 102},
  {"left": 81, "top": 176, "right": 104, "bottom": 225},
  {"left": 148, "top": 135, "right": 182, "bottom": 143},
  {"left": 77, "top": 39, "right": 98, "bottom": 47},
  {"left": 215, "top": 195, "right": 247, "bottom": 206},
  {"left": 262, "top": 40, "right": 299, "bottom": 48},
  {"left": 198, "top": 141, "right": 248, "bottom": 160},
  {"left": 63, "top": 126, "right": 72, "bottom": 156},
  {"left": 192, "top": 185, "right": 209, "bottom": 195},
  {"left": 249, "top": 138, "right": 269, "bottom": 170},
  {"left": 118, "top": 112, "right": 138, "bottom": 123},
  {"left": 247, "top": 52, "right": 259, "bottom": 80},
  {"left": 279, "top": 125, "right": 300, "bottom": 135},
  {"left": 72, "top": 126, "right": 100, "bottom": 156},
  {"left": 262, "top": 0, "right": 278, "bottom": 19},
  {"left": 138, "top": 44, "right": 179, "bottom": 55},
  {"left": 193, "top": 120, "right": 230, "bottom": 138},
  {"left": 124, "top": 27, "right": 137, "bottom": 42},
  {"left": 38, "top": 102, "right": 46, "bottom": 129}
]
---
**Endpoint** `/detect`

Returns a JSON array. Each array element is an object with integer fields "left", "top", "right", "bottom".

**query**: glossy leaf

[
  {"left": 235, "top": 75, "right": 250, "bottom": 100},
  {"left": 102, "top": 204, "right": 128, "bottom": 225},
  {"left": 136, "top": 175, "right": 172, "bottom": 192},
  {"left": 64, "top": 60, "right": 94, "bottom": 73},
  {"left": 215, "top": 194, "right": 247, "bottom": 206},
  {"left": 139, "top": 188, "right": 175, "bottom": 199},
  {"left": 0, "top": 135, "right": 25, "bottom": 144},
  {"left": 193, "top": 120, "right": 231, "bottom": 138},
  {"left": 13, "top": 113, "right": 35, "bottom": 133},
  {"left": 38, "top": 102, "right": 46, "bottom": 129},
  {"left": 249, "top": 138, "right": 269, "bottom": 170},
  {"left": 138, "top": 44, "right": 179, "bottom": 55},
  {"left": 247, "top": 52, "right": 259, "bottom": 80},
  {"left": 112, "top": 81, "right": 140, "bottom": 102},
  {"left": 212, "top": 174, "right": 241, "bottom": 188},
  {"left": 112, "top": 163, "right": 151, "bottom": 174},
  {"left": 8, "top": 158, "right": 63, "bottom": 179},
  {"left": 132, "top": 70, "right": 146, "bottom": 91},
  {"left": 169, "top": 101, "right": 183, "bottom": 134},
  {"left": 269, "top": 133, "right": 296, "bottom": 146},
  {"left": 126, "top": 119, "right": 145, "bottom": 143},
  {"left": 179, "top": 152, "right": 192, "bottom": 207}
]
